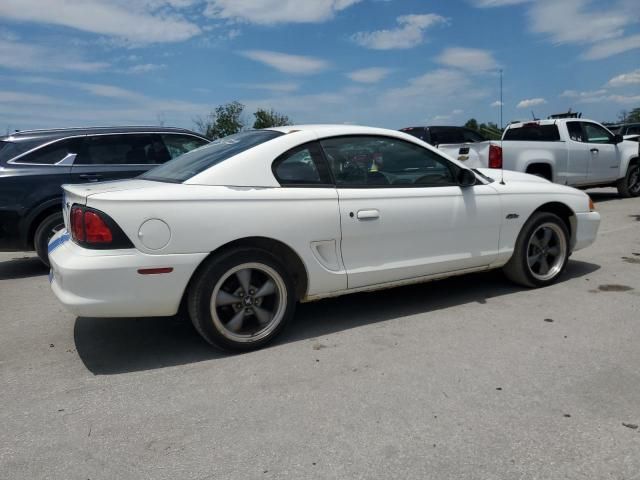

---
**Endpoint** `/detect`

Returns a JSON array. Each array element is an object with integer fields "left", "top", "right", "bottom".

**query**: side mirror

[
  {"left": 457, "top": 168, "right": 476, "bottom": 187},
  {"left": 613, "top": 134, "right": 624, "bottom": 144}
]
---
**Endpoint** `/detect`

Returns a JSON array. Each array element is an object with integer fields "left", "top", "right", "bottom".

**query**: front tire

[
  {"left": 34, "top": 212, "right": 65, "bottom": 267},
  {"left": 616, "top": 163, "right": 640, "bottom": 198},
  {"left": 503, "top": 212, "right": 570, "bottom": 288},
  {"left": 188, "top": 248, "right": 296, "bottom": 351}
]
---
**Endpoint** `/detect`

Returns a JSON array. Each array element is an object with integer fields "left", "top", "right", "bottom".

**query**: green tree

[
  {"left": 464, "top": 118, "right": 479, "bottom": 130},
  {"left": 194, "top": 101, "right": 245, "bottom": 140},
  {"left": 627, "top": 107, "right": 640, "bottom": 123},
  {"left": 253, "top": 108, "right": 291, "bottom": 129}
]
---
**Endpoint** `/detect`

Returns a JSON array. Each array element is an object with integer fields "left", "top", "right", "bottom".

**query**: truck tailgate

[{"left": 437, "top": 142, "right": 494, "bottom": 168}]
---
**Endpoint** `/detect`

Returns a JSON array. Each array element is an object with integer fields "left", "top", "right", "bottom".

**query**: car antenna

[{"left": 499, "top": 68, "right": 506, "bottom": 185}]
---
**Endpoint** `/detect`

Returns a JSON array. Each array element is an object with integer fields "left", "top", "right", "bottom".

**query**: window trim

[
  {"left": 317, "top": 134, "right": 463, "bottom": 189},
  {"left": 6, "top": 131, "right": 208, "bottom": 166}
]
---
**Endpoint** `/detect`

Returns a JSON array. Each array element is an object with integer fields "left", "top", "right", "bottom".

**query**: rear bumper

[
  {"left": 573, "top": 211, "right": 600, "bottom": 251},
  {"left": 48, "top": 230, "right": 207, "bottom": 318}
]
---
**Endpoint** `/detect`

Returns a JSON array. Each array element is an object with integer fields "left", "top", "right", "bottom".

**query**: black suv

[
  {"left": 0, "top": 126, "right": 209, "bottom": 265},
  {"left": 400, "top": 126, "right": 486, "bottom": 145}
]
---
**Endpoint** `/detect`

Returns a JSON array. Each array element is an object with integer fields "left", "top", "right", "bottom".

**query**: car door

[
  {"left": 319, "top": 135, "right": 502, "bottom": 289},
  {"left": 565, "top": 121, "right": 590, "bottom": 185},
  {"left": 581, "top": 122, "right": 619, "bottom": 182},
  {"left": 70, "top": 133, "right": 166, "bottom": 184}
]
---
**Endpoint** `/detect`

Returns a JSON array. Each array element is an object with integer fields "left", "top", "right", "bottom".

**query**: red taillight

[
  {"left": 70, "top": 206, "right": 114, "bottom": 244},
  {"left": 84, "top": 211, "right": 113, "bottom": 243},
  {"left": 488, "top": 144, "right": 503, "bottom": 169},
  {"left": 70, "top": 206, "right": 85, "bottom": 242}
]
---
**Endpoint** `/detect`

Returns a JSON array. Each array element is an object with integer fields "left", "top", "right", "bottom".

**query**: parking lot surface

[{"left": 1, "top": 189, "right": 639, "bottom": 479}]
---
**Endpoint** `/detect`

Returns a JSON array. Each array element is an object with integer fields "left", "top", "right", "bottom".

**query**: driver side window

[
  {"left": 582, "top": 123, "right": 614, "bottom": 144},
  {"left": 319, "top": 136, "right": 457, "bottom": 187}
]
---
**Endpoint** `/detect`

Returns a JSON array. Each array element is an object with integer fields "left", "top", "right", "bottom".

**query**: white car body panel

[{"left": 49, "top": 125, "right": 601, "bottom": 318}]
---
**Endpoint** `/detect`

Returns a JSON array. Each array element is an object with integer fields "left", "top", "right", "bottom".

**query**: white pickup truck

[{"left": 435, "top": 119, "right": 640, "bottom": 198}]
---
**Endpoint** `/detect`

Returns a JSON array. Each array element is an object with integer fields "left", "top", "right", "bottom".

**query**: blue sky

[{"left": 1, "top": 0, "right": 639, "bottom": 133}]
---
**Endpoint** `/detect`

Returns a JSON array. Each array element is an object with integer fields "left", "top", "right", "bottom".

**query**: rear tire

[
  {"left": 34, "top": 212, "right": 65, "bottom": 267},
  {"left": 503, "top": 212, "right": 569, "bottom": 288},
  {"left": 616, "top": 163, "right": 640, "bottom": 198},
  {"left": 188, "top": 248, "right": 296, "bottom": 352}
]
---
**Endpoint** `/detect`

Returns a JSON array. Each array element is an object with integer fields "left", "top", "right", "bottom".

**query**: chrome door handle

[
  {"left": 590, "top": 148, "right": 599, "bottom": 153},
  {"left": 356, "top": 209, "right": 380, "bottom": 220}
]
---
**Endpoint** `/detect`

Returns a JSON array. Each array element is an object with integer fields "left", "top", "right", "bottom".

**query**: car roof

[{"left": 1, "top": 126, "right": 207, "bottom": 143}]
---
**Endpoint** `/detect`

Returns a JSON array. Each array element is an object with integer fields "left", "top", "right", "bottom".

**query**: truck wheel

[
  {"left": 616, "top": 163, "right": 640, "bottom": 198},
  {"left": 34, "top": 212, "right": 65, "bottom": 267},
  {"left": 503, "top": 212, "right": 569, "bottom": 288},
  {"left": 188, "top": 248, "right": 296, "bottom": 352}
]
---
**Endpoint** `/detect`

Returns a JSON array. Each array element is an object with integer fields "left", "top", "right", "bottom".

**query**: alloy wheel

[
  {"left": 526, "top": 222, "right": 567, "bottom": 282},
  {"left": 209, "top": 263, "right": 287, "bottom": 342}
]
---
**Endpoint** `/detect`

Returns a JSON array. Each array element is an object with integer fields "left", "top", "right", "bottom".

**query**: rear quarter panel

[
  {"left": 501, "top": 141, "right": 568, "bottom": 182},
  {"left": 86, "top": 184, "right": 347, "bottom": 297}
]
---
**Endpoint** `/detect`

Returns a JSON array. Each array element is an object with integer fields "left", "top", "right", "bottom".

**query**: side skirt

[{"left": 302, "top": 265, "right": 495, "bottom": 303}]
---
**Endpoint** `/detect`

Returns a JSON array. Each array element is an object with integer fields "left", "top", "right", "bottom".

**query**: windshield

[{"left": 141, "top": 130, "right": 284, "bottom": 183}]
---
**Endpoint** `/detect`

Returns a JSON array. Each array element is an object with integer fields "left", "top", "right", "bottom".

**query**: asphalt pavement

[{"left": 1, "top": 188, "right": 639, "bottom": 479}]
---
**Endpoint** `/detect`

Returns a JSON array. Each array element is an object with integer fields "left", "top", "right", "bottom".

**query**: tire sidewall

[
  {"left": 513, "top": 212, "right": 570, "bottom": 287},
  {"left": 626, "top": 164, "right": 640, "bottom": 198},
  {"left": 189, "top": 248, "right": 296, "bottom": 351},
  {"left": 34, "top": 212, "right": 64, "bottom": 267}
]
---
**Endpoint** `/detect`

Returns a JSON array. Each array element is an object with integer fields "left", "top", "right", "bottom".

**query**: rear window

[
  {"left": 0, "top": 140, "right": 41, "bottom": 163},
  {"left": 140, "top": 130, "right": 283, "bottom": 183},
  {"left": 503, "top": 124, "right": 561, "bottom": 142}
]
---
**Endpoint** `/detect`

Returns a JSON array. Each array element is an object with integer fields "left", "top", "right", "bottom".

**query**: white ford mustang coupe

[{"left": 48, "top": 125, "right": 600, "bottom": 351}]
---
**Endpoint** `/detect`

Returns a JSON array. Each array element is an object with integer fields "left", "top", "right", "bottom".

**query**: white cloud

[
  {"left": 237, "top": 82, "right": 299, "bottom": 93},
  {"left": 386, "top": 69, "right": 472, "bottom": 99},
  {"left": 347, "top": 67, "right": 392, "bottom": 83},
  {"left": 352, "top": 14, "right": 447, "bottom": 50},
  {"left": 0, "top": 38, "right": 109, "bottom": 72},
  {"left": 204, "top": 0, "right": 361, "bottom": 24},
  {"left": 471, "top": 0, "right": 531, "bottom": 6},
  {"left": 436, "top": 47, "right": 499, "bottom": 72},
  {"left": 560, "top": 89, "right": 607, "bottom": 99},
  {"left": 16, "top": 76, "right": 145, "bottom": 101},
  {"left": 0, "top": 91, "right": 59, "bottom": 105},
  {"left": 559, "top": 88, "right": 640, "bottom": 104},
  {"left": 583, "top": 34, "right": 640, "bottom": 60},
  {"left": 240, "top": 50, "right": 329, "bottom": 74},
  {"left": 491, "top": 100, "right": 504, "bottom": 107},
  {"left": 516, "top": 98, "right": 546, "bottom": 108},
  {"left": 127, "top": 63, "right": 167, "bottom": 74},
  {"left": 0, "top": 0, "right": 200, "bottom": 44},
  {"left": 1, "top": 78, "right": 205, "bottom": 129},
  {"left": 528, "top": 0, "right": 640, "bottom": 60},
  {"left": 607, "top": 69, "right": 640, "bottom": 88}
]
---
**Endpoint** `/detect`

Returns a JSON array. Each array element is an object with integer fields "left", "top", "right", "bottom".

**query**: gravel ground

[{"left": 1, "top": 188, "right": 639, "bottom": 480}]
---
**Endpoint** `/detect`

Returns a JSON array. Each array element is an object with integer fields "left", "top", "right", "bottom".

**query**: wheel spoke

[
  {"left": 530, "top": 235, "right": 543, "bottom": 249},
  {"left": 216, "top": 290, "right": 240, "bottom": 307},
  {"left": 255, "top": 279, "right": 276, "bottom": 298},
  {"left": 528, "top": 252, "right": 542, "bottom": 265},
  {"left": 225, "top": 310, "right": 245, "bottom": 333},
  {"left": 253, "top": 306, "right": 272, "bottom": 325},
  {"left": 235, "top": 269, "right": 251, "bottom": 294},
  {"left": 547, "top": 246, "right": 560, "bottom": 256},
  {"left": 541, "top": 228, "right": 552, "bottom": 247},
  {"left": 539, "top": 255, "right": 550, "bottom": 275}
]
